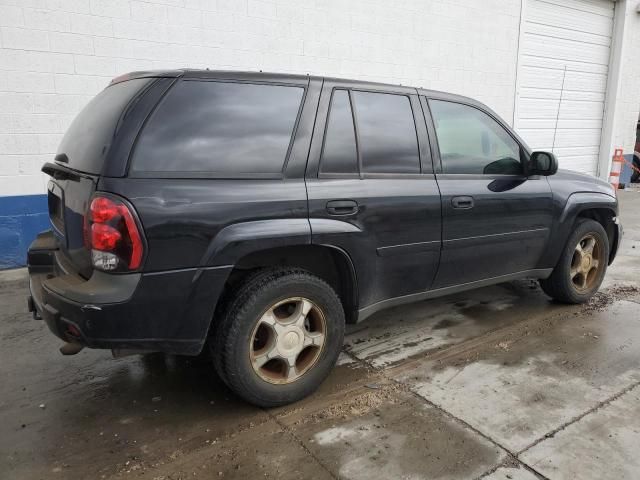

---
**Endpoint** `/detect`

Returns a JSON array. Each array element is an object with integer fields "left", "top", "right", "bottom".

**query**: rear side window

[
  {"left": 352, "top": 91, "right": 420, "bottom": 174},
  {"left": 57, "top": 78, "right": 151, "bottom": 174},
  {"left": 320, "top": 90, "right": 358, "bottom": 175},
  {"left": 131, "top": 80, "right": 304, "bottom": 175},
  {"left": 429, "top": 100, "right": 522, "bottom": 175}
]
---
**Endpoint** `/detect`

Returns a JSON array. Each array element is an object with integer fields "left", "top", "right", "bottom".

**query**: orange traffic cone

[{"left": 609, "top": 148, "right": 624, "bottom": 189}]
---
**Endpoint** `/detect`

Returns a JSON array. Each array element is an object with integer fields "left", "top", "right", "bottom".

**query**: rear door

[
  {"left": 424, "top": 97, "right": 554, "bottom": 288},
  {"left": 306, "top": 81, "right": 441, "bottom": 312}
]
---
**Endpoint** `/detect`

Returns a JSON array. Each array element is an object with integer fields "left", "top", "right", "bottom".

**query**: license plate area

[{"left": 48, "top": 181, "right": 65, "bottom": 236}]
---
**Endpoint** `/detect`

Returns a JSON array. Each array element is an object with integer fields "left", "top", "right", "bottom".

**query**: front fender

[
  {"left": 541, "top": 192, "right": 618, "bottom": 268},
  {"left": 558, "top": 192, "right": 618, "bottom": 225}
]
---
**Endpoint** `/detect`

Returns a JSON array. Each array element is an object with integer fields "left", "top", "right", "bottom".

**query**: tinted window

[
  {"left": 352, "top": 91, "right": 420, "bottom": 174},
  {"left": 57, "top": 78, "right": 150, "bottom": 174},
  {"left": 321, "top": 90, "right": 358, "bottom": 175},
  {"left": 430, "top": 100, "right": 522, "bottom": 175},
  {"left": 132, "top": 81, "right": 304, "bottom": 175}
]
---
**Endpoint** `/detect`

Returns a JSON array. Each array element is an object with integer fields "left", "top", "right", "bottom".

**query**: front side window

[
  {"left": 429, "top": 100, "right": 522, "bottom": 175},
  {"left": 131, "top": 80, "right": 304, "bottom": 175},
  {"left": 320, "top": 90, "right": 358, "bottom": 175},
  {"left": 352, "top": 91, "right": 420, "bottom": 174}
]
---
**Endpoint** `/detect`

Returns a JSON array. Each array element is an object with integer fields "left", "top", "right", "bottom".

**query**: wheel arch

[
  {"left": 215, "top": 244, "right": 359, "bottom": 325},
  {"left": 546, "top": 192, "right": 619, "bottom": 268}
]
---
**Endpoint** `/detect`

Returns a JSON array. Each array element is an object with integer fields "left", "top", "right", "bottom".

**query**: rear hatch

[{"left": 44, "top": 78, "right": 152, "bottom": 278}]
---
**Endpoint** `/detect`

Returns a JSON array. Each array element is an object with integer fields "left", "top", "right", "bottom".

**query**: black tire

[
  {"left": 540, "top": 218, "right": 609, "bottom": 303},
  {"left": 210, "top": 268, "right": 345, "bottom": 407}
]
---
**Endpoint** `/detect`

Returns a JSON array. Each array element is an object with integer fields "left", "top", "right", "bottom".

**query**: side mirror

[{"left": 529, "top": 151, "right": 558, "bottom": 176}]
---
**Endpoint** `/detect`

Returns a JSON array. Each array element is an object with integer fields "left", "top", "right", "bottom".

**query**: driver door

[{"left": 424, "top": 97, "right": 554, "bottom": 288}]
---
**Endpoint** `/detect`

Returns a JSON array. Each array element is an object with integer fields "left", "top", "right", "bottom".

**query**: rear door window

[
  {"left": 131, "top": 80, "right": 304, "bottom": 175},
  {"left": 320, "top": 90, "right": 358, "bottom": 175},
  {"left": 57, "top": 78, "right": 151, "bottom": 174},
  {"left": 352, "top": 91, "right": 420, "bottom": 174}
]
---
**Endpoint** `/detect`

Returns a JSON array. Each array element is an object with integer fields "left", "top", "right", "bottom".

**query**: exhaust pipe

[{"left": 60, "top": 342, "right": 84, "bottom": 355}]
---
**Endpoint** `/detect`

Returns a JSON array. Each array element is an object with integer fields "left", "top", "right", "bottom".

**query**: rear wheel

[
  {"left": 540, "top": 218, "right": 609, "bottom": 303},
  {"left": 211, "top": 269, "right": 345, "bottom": 407}
]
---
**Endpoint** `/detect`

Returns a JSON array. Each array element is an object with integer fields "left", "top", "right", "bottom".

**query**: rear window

[
  {"left": 57, "top": 78, "right": 150, "bottom": 175},
  {"left": 131, "top": 80, "right": 305, "bottom": 176}
]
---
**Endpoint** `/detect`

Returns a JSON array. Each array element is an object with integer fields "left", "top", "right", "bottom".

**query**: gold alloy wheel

[
  {"left": 249, "top": 297, "right": 326, "bottom": 384},
  {"left": 570, "top": 233, "right": 603, "bottom": 292}
]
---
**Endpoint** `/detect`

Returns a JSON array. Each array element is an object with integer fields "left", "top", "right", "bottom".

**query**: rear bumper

[{"left": 27, "top": 230, "right": 231, "bottom": 355}]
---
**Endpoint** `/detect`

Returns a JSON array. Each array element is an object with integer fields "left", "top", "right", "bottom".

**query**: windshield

[{"left": 56, "top": 78, "right": 151, "bottom": 174}]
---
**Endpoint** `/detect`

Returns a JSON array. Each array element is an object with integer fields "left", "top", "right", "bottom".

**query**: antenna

[{"left": 551, "top": 65, "right": 567, "bottom": 154}]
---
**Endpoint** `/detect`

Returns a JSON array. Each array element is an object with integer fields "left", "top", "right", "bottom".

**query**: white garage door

[{"left": 515, "top": 0, "right": 615, "bottom": 176}]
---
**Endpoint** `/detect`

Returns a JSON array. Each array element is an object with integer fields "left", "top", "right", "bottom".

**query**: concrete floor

[{"left": 1, "top": 190, "right": 639, "bottom": 480}]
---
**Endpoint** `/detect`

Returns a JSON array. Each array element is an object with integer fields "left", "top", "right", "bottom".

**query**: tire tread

[
  {"left": 211, "top": 268, "right": 344, "bottom": 407},
  {"left": 540, "top": 218, "right": 609, "bottom": 304}
]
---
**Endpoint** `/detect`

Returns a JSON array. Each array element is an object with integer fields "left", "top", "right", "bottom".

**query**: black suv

[{"left": 28, "top": 70, "right": 622, "bottom": 407}]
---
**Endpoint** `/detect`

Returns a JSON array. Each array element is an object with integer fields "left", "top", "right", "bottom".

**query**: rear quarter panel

[{"left": 97, "top": 177, "right": 309, "bottom": 271}]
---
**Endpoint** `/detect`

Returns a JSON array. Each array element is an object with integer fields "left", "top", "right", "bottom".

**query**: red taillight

[
  {"left": 91, "top": 223, "right": 121, "bottom": 250},
  {"left": 86, "top": 194, "right": 145, "bottom": 271},
  {"left": 90, "top": 197, "right": 120, "bottom": 223}
]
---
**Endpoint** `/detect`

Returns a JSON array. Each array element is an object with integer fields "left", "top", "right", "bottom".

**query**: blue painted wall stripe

[{"left": 0, "top": 194, "right": 49, "bottom": 269}]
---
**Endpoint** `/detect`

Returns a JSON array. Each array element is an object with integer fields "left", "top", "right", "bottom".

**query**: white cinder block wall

[
  {"left": 0, "top": 0, "right": 522, "bottom": 199},
  {"left": 0, "top": 0, "right": 638, "bottom": 268}
]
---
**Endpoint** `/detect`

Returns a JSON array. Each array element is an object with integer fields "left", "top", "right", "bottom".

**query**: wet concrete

[
  {"left": 394, "top": 298, "right": 640, "bottom": 452},
  {"left": 295, "top": 390, "right": 505, "bottom": 480},
  {"left": 344, "top": 280, "right": 557, "bottom": 368},
  {"left": 521, "top": 387, "right": 640, "bottom": 479},
  {"left": 126, "top": 419, "right": 337, "bottom": 480},
  {"left": 0, "top": 190, "right": 639, "bottom": 479},
  {"left": 484, "top": 466, "right": 539, "bottom": 480}
]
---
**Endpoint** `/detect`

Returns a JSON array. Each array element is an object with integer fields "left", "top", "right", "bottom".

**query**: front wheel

[
  {"left": 540, "top": 218, "right": 609, "bottom": 303},
  {"left": 211, "top": 269, "right": 345, "bottom": 407}
]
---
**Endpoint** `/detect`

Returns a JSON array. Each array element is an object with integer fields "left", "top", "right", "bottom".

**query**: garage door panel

[
  {"left": 556, "top": 128, "right": 605, "bottom": 146},
  {"left": 542, "top": 0, "right": 614, "bottom": 17},
  {"left": 519, "top": 55, "right": 608, "bottom": 75},
  {"left": 527, "top": 0, "right": 613, "bottom": 32},
  {"left": 520, "top": 34, "right": 611, "bottom": 65},
  {"left": 519, "top": 87, "right": 606, "bottom": 102},
  {"left": 518, "top": 66, "right": 607, "bottom": 92},
  {"left": 518, "top": 98, "right": 604, "bottom": 119},
  {"left": 518, "top": 118, "right": 603, "bottom": 130},
  {"left": 518, "top": 128, "right": 605, "bottom": 150},
  {"left": 515, "top": 0, "right": 613, "bottom": 175},
  {"left": 557, "top": 156, "right": 599, "bottom": 175},
  {"left": 522, "top": 22, "right": 611, "bottom": 46},
  {"left": 551, "top": 145, "right": 601, "bottom": 157}
]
